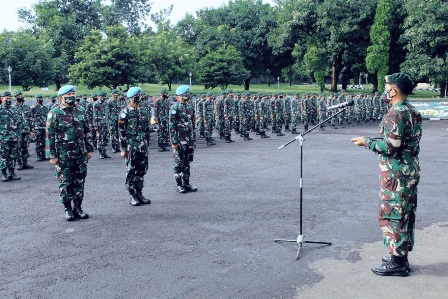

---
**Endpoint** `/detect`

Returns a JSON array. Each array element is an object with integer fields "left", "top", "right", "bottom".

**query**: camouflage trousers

[
  {"left": 96, "top": 124, "right": 109, "bottom": 152},
  {"left": 157, "top": 120, "right": 169, "bottom": 145},
  {"left": 173, "top": 143, "right": 194, "bottom": 180},
  {"left": 19, "top": 133, "right": 31, "bottom": 160},
  {"left": 223, "top": 118, "right": 231, "bottom": 136},
  {"left": 204, "top": 119, "right": 214, "bottom": 139},
  {"left": 291, "top": 113, "right": 300, "bottom": 129},
  {"left": 109, "top": 122, "right": 119, "bottom": 150},
  {"left": 0, "top": 140, "right": 19, "bottom": 170},
  {"left": 125, "top": 147, "right": 148, "bottom": 193},
  {"left": 54, "top": 155, "right": 88, "bottom": 203},
  {"left": 35, "top": 129, "right": 46, "bottom": 156},
  {"left": 89, "top": 126, "right": 97, "bottom": 150},
  {"left": 196, "top": 117, "right": 204, "bottom": 135},
  {"left": 378, "top": 173, "right": 420, "bottom": 257},
  {"left": 240, "top": 117, "right": 250, "bottom": 136}
]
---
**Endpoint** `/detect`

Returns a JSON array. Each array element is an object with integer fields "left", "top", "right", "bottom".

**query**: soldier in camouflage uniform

[
  {"left": 107, "top": 90, "right": 120, "bottom": 153},
  {"left": 240, "top": 93, "right": 253, "bottom": 140},
  {"left": 257, "top": 94, "right": 270, "bottom": 138},
  {"left": 169, "top": 85, "right": 198, "bottom": 193},
  {"left": 345, "top": 93, "right": 355, "bottom": 126},
  {"left": 31, "top": 93, "right": 48, "bottom": 161},
  {"left": 327, "top": 93, "right": 339, "bottom": 129},
  {"left": 372, "top": 92, "right": 381, "bottom": 122},
  {"left": 13, "top": 91, "right": 34, "bottom": 170},
  {"left": 301, "top": 93, "right": 311, "bottom": 132},
  {"left": 154, "top": 89, "right": 171, "bottom": 152},
  {"left": 203, "top": 93, "right": 216, "bottom": 146},
  {"left": 45, "top": 85, "right": 94, "bottom": 221},
  {"left": 352, "top": 73, "right": 421, "bottom": 277},
  {"left": 290, "top": 94, "right": 301, "bottom": 134},
  {"left": 86, "top": 94, "right": 98, "bottom": 150},
  {"left": 214, "top": 93, "right": 224, "bottom": 139},
  {"left": 93, "top": 91, "right": 110, "bottom": 159},
  {"left": 45, "top": 95, "right": 59, "bottom": 110},
  {"left": 317, "top": 93, "right": 327, "bottom": 131},
  {"left": 1, "top": 92, "right": 22, "bottom": 182},
  {"left": 223, "top": 92, "right": 235, "bottom": 143},
  {"left": 233, "top": 94, "right": 240, "bottom": 134},
  {"left": 118, "top": 87, "right": 151, "bottom": 206},
  {"left": 195, "top": 95, "right": 205, "bottom": 139}
]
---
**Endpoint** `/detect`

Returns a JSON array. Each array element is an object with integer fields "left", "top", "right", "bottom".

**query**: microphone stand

[{"left": 275, "top": 107, "right": 348, "bottom": 260}]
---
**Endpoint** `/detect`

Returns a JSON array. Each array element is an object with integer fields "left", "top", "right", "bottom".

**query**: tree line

[{"left": 0, "top": 0, "right": 447, "bottom": 97}]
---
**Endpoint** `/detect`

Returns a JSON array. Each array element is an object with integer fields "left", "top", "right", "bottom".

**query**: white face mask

[{"left": 383, "top": 89, "right": 393, "bottom": 103}]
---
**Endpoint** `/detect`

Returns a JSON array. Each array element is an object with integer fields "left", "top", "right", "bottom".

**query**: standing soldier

[
  {"left": 214, "top": 93, "right": 224, "bottom": 139},
  {"left": 107, "top": 90, "right": 120, "bottom": 153},
  {"left": 301, "top": 93, "right": 311, "bottom": 132},
  {"left": 118, "top": 87, "right": 151, "bottom": 206},
  {"left": 345, "top": 93, "right": 355, "bottom": 126},
  {"left": 93, "top": 91, "right": 110, "bottom": 159},
  {"left": 1, "top": 92, "right": 22, "bottom": 182},
  {"left": 46, "top": 95, "right": 59, "bottom": 110},
  {"left": 317, "top": 93, "right": 327, "bottom": 131},
  {"left": 86, "top": 94, "right": 98, "bottom": 150},
  {"left": 257, "top": 94, "right": 270, "bottom": 138},
  {"left": 223, "top": 92, "right": 235, "bottom": 143},
  {"left": 169, "top": 85, "right": 198, "bottom": 193},
  {"left": 13, "top": 91, "right": 34, "bottom": 170},
  {"left": 328, "top": 93, "right": 339, "bottom": 129},
  {"left": 337, "top": 91, "right": 346, "bottom": 128},
  {"left": 283, "top": 94, "right": 292, "bottom": 132},
  {"left": 372, "top": 92, "right": 381, "bottom": 122},
  {"left": 365, "top": 93, "right": 373, "bottom": 124},
  {"left": 290, "top": 93, "right": 301, "bottom": 134},
  {"left": 45, "top": 85, "right": 94, "bottom": 221},
  {"left": 195, "top": 95, "right": 205, "bottom": 139},
  {"left": 203, "top": 93, "right": 216, "bottom": 146},
  {"left": 154, "top": 89, "right": 171, "bottom": 152},
  {"left": 233, "top": 94, "right": 241, "bottom": 135},
  {"left": 240, "top": 93, "right": 253, "bottom": 141},
  {"left": 31, "top": 93, "right": 48, "bottom": 161}
]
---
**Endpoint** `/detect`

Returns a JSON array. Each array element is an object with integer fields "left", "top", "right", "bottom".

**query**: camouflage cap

[{"left": 385, "top": 72, "right": 414, "bottom": 94}]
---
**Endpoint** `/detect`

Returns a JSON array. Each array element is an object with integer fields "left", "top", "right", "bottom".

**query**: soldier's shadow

[{"left": 411, "top": 262, "right": 448, "bottom": 277}]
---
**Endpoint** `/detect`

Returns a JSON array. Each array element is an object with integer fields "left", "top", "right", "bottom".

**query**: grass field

[{"left": 1, "top": 83, "right": 445, "bottom": 101}]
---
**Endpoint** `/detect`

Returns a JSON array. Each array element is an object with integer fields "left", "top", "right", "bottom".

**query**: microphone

[{"left": 326, "top": 99, "right": 354, "bottom": 111}]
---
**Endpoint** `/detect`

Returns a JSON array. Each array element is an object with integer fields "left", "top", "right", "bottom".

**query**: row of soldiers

[{"left": 193, "top": 90, "right": 390, "bottom": 145}]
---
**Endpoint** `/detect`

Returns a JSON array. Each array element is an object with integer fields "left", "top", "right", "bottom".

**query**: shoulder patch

[
  {"left": 171, "top": 109, "right": 177, "bottom": 115},
  {"left": 47, "top": 112, "right": 53, "bottom": 120},
  {"left": 120, "top": 112, "right": 127, "bottom": 118}
]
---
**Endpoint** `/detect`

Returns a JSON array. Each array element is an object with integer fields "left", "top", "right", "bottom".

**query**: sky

[{"left": 1, "top": 0, "right": 276, "bottom": 32}]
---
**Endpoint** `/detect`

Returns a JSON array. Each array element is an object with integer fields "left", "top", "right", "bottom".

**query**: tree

[
  {"left": 366, "top": 0, "right": 393, "bottom": 92},
  {"left": 103, "top": 0, "right": 153, "bottom": 35},
  {"left": 197, "top": 43, "right": 250, "bottom": 90},
  {"left": 0, "top": 30, "right": 55, "bottom": 91},
  {"left": 400, "top": 0, "right": 448, "bottom": 98},
  {"left": 70, "top": 26, "right": 140, "bottom": 89}
]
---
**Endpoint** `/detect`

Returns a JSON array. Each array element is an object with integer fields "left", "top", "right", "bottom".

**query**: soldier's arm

[
  {"left": 169, "top": 105, "right": 179, "bottom": 147},
  {"left": 45, "top": 111, "right": 57, "bottom": 159},
  {"left": 365, "top": 110, "right": 404, "bottom": 155},
  {"left": 118, "top": 110, "right": 127, "bottom": 154}
]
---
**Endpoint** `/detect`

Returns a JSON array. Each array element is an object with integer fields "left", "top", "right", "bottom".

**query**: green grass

[{"left": 1, "top": 83, "right": 445, "bottom": 101}]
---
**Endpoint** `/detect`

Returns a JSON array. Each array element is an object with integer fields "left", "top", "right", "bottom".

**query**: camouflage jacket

[
  {"left": 31, "top": 104, "right": 48, "bottom": 130},
  {"left": 364, "top": 99, "right": 422, "bottom": 178},
  {"left": 203, "top": 99, "right": 214, "bottom": 121},
  {"left": 154, "top": 97, "right": 170, "bottom": 122},
  {"left": 45, "top": 105, "right": 94, "bottom": 160},
  {"left": 118, "top": 104, "right": 151, "bottom": 152},
  {"left": 107, "top": 98, "right": 120, "bottom": 124},
  {"left": 93, "top": 99, "right": 108, "bottom": 127},
  {"left": 14, "top": 103, "right": 33, "bottom": 133},
  {"left": 0, "top": 105, "right": 23, "bottom": 142},
  {"left": 169, "top": 101, "right": 196, "bottom": 145}
]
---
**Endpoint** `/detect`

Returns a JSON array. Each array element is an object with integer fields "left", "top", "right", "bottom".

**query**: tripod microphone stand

[{"left": 275, "top": 107, "right": 348, "bottom": 260}]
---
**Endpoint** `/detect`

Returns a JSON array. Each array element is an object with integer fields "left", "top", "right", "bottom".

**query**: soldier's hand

[
  {"left": 30, "top": 132, "right": 35, "bottom": 137},
  {"left": 351, "top": 136, "right": 365, "bottom": 146},
  {"left": 50, "top": 158, "right": 58, "bottom": 165},
  {"left": 172, "top": 144, "right": 178, "bottom": 150},
  {"left": 87, "top": 152, "right": 93, "bottom": 159},
  {"left": 120, "top": 151, "right": 127, "bottom": 158}
]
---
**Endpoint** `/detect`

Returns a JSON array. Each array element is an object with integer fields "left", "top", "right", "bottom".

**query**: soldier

[
  {"left": 93, "top": 91, "right": 110, "bottom": 159},
  {"left": 107, "top": 90, "right": 120, "bottom": 153},
  {"left": 45, "top": 85, "right": 94, "bottom": 221},
  {"left": 372, "top": 92, "right": 381, "bottom": 122},
  {"left": 203, "top": 92, "right": 216, "bottom": 146},
  {"left": 223, "top": 92, "right": 235, "bottom": 143},
  {"left": 1, "top": 92, "right": 22, "bottom": 182},
  {"left": 240, "top": 93, "right": 253, "bottom": 141},
  {"left": 31, "top": 93, "right": 48, "bottom": 161},
  {"left": 352, "top": 73, "right": 421, "bottom": 276},
  {"left": 283, "top": 94, "right": 292, "bottom": 132},
  {"left": 118, "top": 87, "right": 151, "bottom": 206},
  {"left": 337, "top": 91, "right": 346, "bottom": 128},
  {"left": 195, "top": 95, "right": 205, "bottom": 139},
  {"left": 214, "top": 93, "right": 225, "bottom": 139},
  {"left": 345, "top": 93, "right": 355, "bottom": 126},
  {"left": 45, "top": 95, "right": 59, "bottom": 110},
  {"left": 290, "top": 93, "right": 301, "bottom": 134},
  {"left": 13, "top": 91, "right": 34, "bottom": 170},
  {"left": 86, "top": 93, "right": 98, "bottom": 150},
  {"left": 328, "top": 93, "right": 339, "bottom": 129},
  {"left": 317, "top": 93, "right": 327, "bottom": 131},
  {"left": 257, "top": 94, "right": 270, "bottom": 138},
  {"left": 154, "top": 89, "right": 171, "bottom": 152},
  {"left": 169, "top": 85, "right": 198, "bottom": 193},
  {"left": 275, "top": 94, "right": 285, "bottom": 136},
  {"left": 301, "top": 93, "right": 311, "bottom": 132},
  {"left": 233, "top": 94, "right": 241, "bottom": 134}
]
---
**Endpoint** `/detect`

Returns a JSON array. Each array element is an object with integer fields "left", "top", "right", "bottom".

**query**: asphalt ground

[{"left": 1, "top": 120, "right": 447, "bottom": 299}]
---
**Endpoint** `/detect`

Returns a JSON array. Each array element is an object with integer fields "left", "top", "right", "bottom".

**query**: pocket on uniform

[{"left": 379, "top": 199, "right": 403, "bottom": 220}]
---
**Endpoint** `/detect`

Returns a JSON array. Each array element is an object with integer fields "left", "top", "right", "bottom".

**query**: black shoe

[
  {"left": 112, "top": 148, "right": 119, "bottom": 153},
  {"left": 183, "top": 179, "right": 197, "bottom": 192},
  {"left": 65, "top": 208, "right": 75, "bottom": 221},
  {"left": 103, "top": 151, "right": 111, "bottom": 158},
  {"left": 382, "top": 255, "right": 411, "bottom": 272},
  {"left": 158, "top": 144, "right": 165, "bottom": 152},
  {"left": 244, "top": 135, "right": 253, "bottom": 141},
  {"left": 8, "top": 170, "right": 21, "bottom": 180},
  {"left": 36, "top": 154, "right": 43, "bottom": 161},
  {"left": 291, "top": 129, "right": 299, "bottom": 134},
  {"left": 200, "top": 133, "right": 205, "bottom": 138},
  {"left": 371, "top": 255, "right": 408, "bottom": 277},
  {"left": 177, "top": 185, "right": 187, "bottom": 193},
  {"left": 277, "top": 132, "right": 285, "bottom": 136},
  {"left": 73, "top": 206, "right": 89, "bottom": 219},
  {"left": 22, "top": 162, "right": 34, "bottom": 169},
  {"left": 225, "top": 135, "right": 235, "bottom": 143},
  {"left": 261, "top": 132, "right": 270, "bottom": 138},
  {"left": 137, "top": 191, "right": 151, "bottom": 204},
  {"left": 99, "top": 150, "right": 105, "bottom": 159},
  {"left": 129, "top": 195, "right": 140, "bottom": 206},
  {"left": 2, "top": 171, "right": 9, "bottom": 182},
  {"left": 17, "top": 161, "right": 23, "bottom": 170}
]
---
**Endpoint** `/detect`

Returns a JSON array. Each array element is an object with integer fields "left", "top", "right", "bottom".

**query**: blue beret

[
  {"left": 175, "top": 85, "right": 190, "bottom": 95},
  {"left": 58, "top": 85, "right": 76, "bottom": 97},
  {"left": 127, "top": 87, "right": 141, "bottom": 98}
]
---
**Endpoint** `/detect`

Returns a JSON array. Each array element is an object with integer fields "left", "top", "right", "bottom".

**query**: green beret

[
  {"left": 385, "top": 72, "right": 414, "bottom": 94},
  {"left": 2, "top": 91, "right": 11, "bottom": 97},
  {"left": 111, "top": 89, "right": 119, "bottom": 94},
  {"left": 50, "top": 94, "right": 57, "bottom": 99},
  {"left": 160, "top": 88, "right": 168, "bottom": 94},
  {"left": 35, "top": 93, "right": 43, "bottom": 98},
  {"left": 91, "top": 93, "right": 97, "bottom": 97},
  {"left": 13, "top": 90, "right": 23, "bottom": 97},
  {"left": 98, "top": 91, "right": 107, "bottom": 96},
  {"left": 82, "top": 93, "right": 88, "bottom": 96}
]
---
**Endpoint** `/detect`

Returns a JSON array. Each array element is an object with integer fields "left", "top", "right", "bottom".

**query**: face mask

[
  {"left": 37, "top": 99, "right": 43, "bottom": 104},
  {"left": 5, "top": 99, "right": 12, "bottom": 106},
  {"left": 383, "top": 89, "right": 393, "bottom": 103},
  {"left": 16, "top": 98, "right": 24, "bottom": 103},
  {"left": 93, "top": 97, "right": 98, "bottom": 101},
  {"left": 76, "top": 98, "right": 81, "bottom": 102},
  {"left": 182, "top": 93, "right": 190, "bottom": 100},
  {"left": 163, "top": 94, "right": 168, "bottom": 99},
  {"left": 51, "top": 99, "right": 56, "bottom": 103},
  {"left": 64, "top": 96, "right": 76, "bottom": 105},
  {"left": 133, "top": 96, "right": 141, "bottom": 104},
  {"left": 100, "top": 97, "right": 105, "bottom": 102}
]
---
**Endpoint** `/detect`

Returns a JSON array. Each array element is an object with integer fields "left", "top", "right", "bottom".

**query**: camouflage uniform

[
  {"left": 257, "top": 96, "right": 270, "bottom": 138},
  {"left": 85, "top": 96, "right": 98, "bottom": 150},
  {"left": 31, "top": 100, "right": 48, "bottom": 160},
  {"left": 93, "top": 93, "right": 110, "bottom": 158},
  {"left": 364, "top": 99, "right": 422, "bottom": 258},
  {"left": 154, "top": 93, "right": 171, "bottom": 151},
  {"left": 14, "top": 96, "right": 34, "bottom": 169},
  {"left": 1, "top": 98, "right": 23, "bottom": 181},
  {"left": 223, "top": 94, "right": 235, "bottom": 142},
  {"left": 317, "top": 94, "right": 327, "bottom": 130},
  {"left": 203, "top": 94, "right": 216, "bottom": 146},
  {"left": 214, "top": 95, "right": 224, "bottom": 139},
  {"left": 107, "top": 93, "right": 120, "bottom": 152},
  {"left": 195, "top": 97, "right": 205, "bottom": 138},
  {"left": 233, "top": 95, "right": 240, "bottom": 134},
  {"left": 239, "top": 95, "right": 253, "bottom": 140},
  {"left": 290, "top": 94, "right": 301, "bottom": 134}
]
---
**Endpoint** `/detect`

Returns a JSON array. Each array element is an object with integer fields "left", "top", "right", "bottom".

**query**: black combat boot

[
  {"left": 371, "top": 255, "right": 408, "bottom": 277},
  {"left": 320, "top": 125, "right": 326, "bottom": 131},
  {"left": 1, "top": 169, "right": 9, "bottom": 182},
  {"left": 102, "top": 150, "right": 111, "bottom": 158},
  {"left": 129, "top": 190, "right": 140, "bottom": 206},
  {"left": 260, "top": 131, "right": 270, "bottom": 138},
  {"left": 36, "top": 153, "right": 43, "bottom": 161},
  {"left": 291, "top": 128, "right": 299, "bottom": 134},
  {"left": 304, "top": 124, "right": 308, "bottom": 132},
  {"left": 22, "top": 159, "right": 33, "bottom": 169},
  {"left": 206, "top": 138, "right": 213, "bottom": 146},
  {"left": 158, "top": 143, "right": 165, "bottom": 152},
  {"left": 8, "top": 169, "right": 21, "bottom": 180},
  {"left": 244, "top": 134, "right": 253, "bottom": 141},
  {"left": 225, "top": 134, "right": 235, "bottom": 143},
  {"left": 112, "top": 146, "right": 119, "bottom": 153},
  {"left": 99, "top": 149, "right": 105, "bottom": 159},
  {"left": 136, "top": 189, "right": 151, "bottom": 204},
  {"left": 183, "top": 178, "right": 197, "bottom": 192},
  {"left": 73, "top": 199, "right": 89, "bottom": 219},
  {"left": 332, "top": 124, "right": 338, "bottom": 129},
  {"left": 200, "top": 132, "right": 205, "bottom": 138},
  {"left": 285, "top": 125, "right": 291, "bottom": 132},
  {"left": 176, "top": 178, "right": 186, "bottom": 193},
  {"left": 382, "top": 255, "right": 411, "bottom": 272},
  {"left": 17, "top": 159, "right": 23, "bottom": 170},
  {"left": 276, "top": 131, "right": 285, "bottom": 136},
  {"left": 63, "top": 202, "right": 75, "bottom": 221}
]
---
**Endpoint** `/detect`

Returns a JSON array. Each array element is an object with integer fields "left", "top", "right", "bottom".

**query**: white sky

[{"left": 1, "top": 0, "right": 276, "bottom": 32}]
